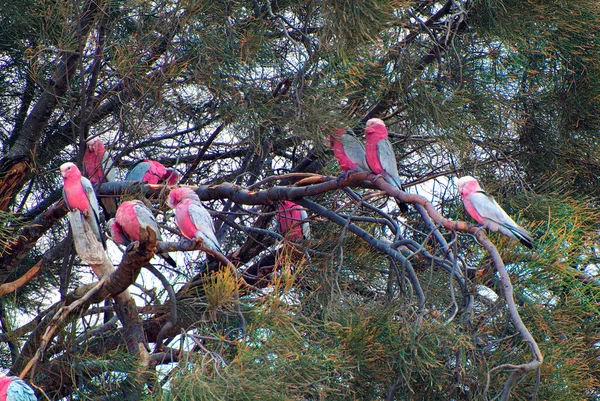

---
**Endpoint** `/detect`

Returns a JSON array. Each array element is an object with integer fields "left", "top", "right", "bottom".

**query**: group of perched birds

[
  {"left": 5, "top": 120, "right": 532, "bottom": 401},
  {"left": 330, "top": 118, "right": 534, "bottom": 249},
  {"left": 61, "top": 117, "right": 532, "bottom": 269},
  {"left": 61, "top": 148, "right": 221, "bottom": 263}
]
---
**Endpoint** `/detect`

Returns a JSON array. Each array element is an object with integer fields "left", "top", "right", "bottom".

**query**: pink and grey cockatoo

[
  {"left": 126, "top": 160, "right": 178, "bottom": 185},
  {"left": 82, "top": 138, "right": 117, "bottom": 217},
  {"left": 108, "top": 200, "right": 177, "bottom": 267},
  {"left": 329, "top": 128, "right": 369, "bottom": 174},
  {"left": 456, "top": 176, "right": 533, "bottom": 249},
  {"left": 167, "top": 187, "right": 221, "bottom": 253},
  {"left": 60, "top": 162, "right": 105, "bottom": 248},
  {"left": 364, "top": 118, "right": 409, "bottom": 213},
  {"left": 0, "top": 375, "right": 37, "bottom": 401},
  {"left": 276, "top": 201, "right": 310, "bottom": 241}
]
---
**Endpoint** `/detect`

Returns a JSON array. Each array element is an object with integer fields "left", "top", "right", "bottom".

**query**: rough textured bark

[{"left": 0, "top": 0, "right": 105, "bottom": 210}]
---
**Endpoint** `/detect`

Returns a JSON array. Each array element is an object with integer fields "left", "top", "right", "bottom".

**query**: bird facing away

[
  {"left": 61, "top": 162, "right": 105, "bottom": 248},
  {"left": 329, "top": 128, "right": 369, "bottom": 173},
  {"left": 456, "top": 176, "right": 534, "bottom": 249},
  {"left": 364, "top": 118, "right": 409, "bottom": 212},
  {"left": 276, "top": 200, "right": 310, "bottom": 241},
  {"left": 0, "top": 376, "right": 37, "bottom": 401},
  {"left": 108, "top": 200, "right": 177, "bottom": 267},
  {"left": 82, "top": 138, "right": 117, "bottom": 217},
  {"left": 126, "top": 160, "right": 179, "bottom": 185},
  {"left": 167, "top": 187, "right": 221, "bottom": 252}
]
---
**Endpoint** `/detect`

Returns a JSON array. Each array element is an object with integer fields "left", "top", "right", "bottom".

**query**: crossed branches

[{"left": 1, "top": 170, "right": 542, "bottom": 400}]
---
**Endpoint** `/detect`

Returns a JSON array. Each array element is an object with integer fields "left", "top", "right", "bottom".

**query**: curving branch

[{"left": 5, "top": 169, "right": 542, "bottom": 399}]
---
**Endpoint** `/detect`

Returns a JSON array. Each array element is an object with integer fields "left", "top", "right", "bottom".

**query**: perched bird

[
  {"left": 82, "top": 138, "right": 117, "bottom": 217},
  {"left": 0, "top": 375, "right": 37, "bottom": 401},
  {"left": 61, "top": 162, "right": 105, "bottom": 247},
  {"left": 164, "top": 168, "right": 179, "bottom": 185},
  {"left": 167, "top": 187, "right": 221, "bottom": 253},
  {"left": 329, "top": 128, "right": 369, "bottom": 173},
  {"left": 126, "top": 160, "right": 178, "bottom": 185},
  {"left": 456, "top": 176, "right": 534, "bottom": 249},
  {"left": 364, "top": 118, "right": 409, "bottom": 212},
  {"left": 276, "top": 201, "right": 310, "bottom": 241},
  {"left": 83, "top": 138, "right": 115, "bottom": 185},
  {"left": 108, "top": 200, "right": 177, "bottom": 267}
]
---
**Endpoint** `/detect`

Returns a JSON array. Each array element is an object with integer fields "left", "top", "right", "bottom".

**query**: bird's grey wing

[
  {"left": 62, "top": 187, "right": 72, "bottom": 210},
  {"left": 101, "top": 151, "right": 116, "bottom": 182},
  {"left": 133, "top": 202, "right": 162, "bottom": 241},
  {"left": 81, "top": 177, "right": 102, "bottom": 222},
  {"left": 469, "top": 191, "right": 518, "bottom": 229},
  {"left": 188, "top": 202, "right": 220, "bottom": 251},
  {"left": 470, "top": 190, "right": 533, "bottom": 247},
  {"left": 342, "top": 133, "right": 368, "bottom": 171},
  {"left": 300, "top": 209, "right": 310, "bottom": 239},
  {"left": 81, "top": 176, "right": 105, "bottom": 246},
  {"left": 376, "top": 139, "right": 402, "bottom": 188},
  {"left": 7, "top": 377, "right": 37, "bottom": 401},
  {"left": 125, "top": 162, "right": 150, "bottom": 181}
]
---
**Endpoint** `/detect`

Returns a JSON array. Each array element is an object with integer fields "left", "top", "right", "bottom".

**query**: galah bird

[
  {"left": 329, "top": 128, "right": 369, "bottom": 173},
  {"left": 108, "top": 200, "right": 177, "bottom": 267},
  {"left": 126, "top": 160, "right": 178, "bottom": 185},
  {"left": 276, "top": 201, "right": 310, "bottom": 241},
  {"left": 0, "top": 375, "right": 37, "bottom": 401},
  {"left": 167, "top": 187, "right": 221, "bottom": 253},
  {"left": 456, "top": 176, "right": 534, "bottom": 249},
  {"left": 82, "top": 138, "right": 117, "bottom": 217},
  {"left": 364, "top": 118, "right": 409, "bottom": 213},
  {"left": 60, "top": 162, "right": 105, "bottom": 248}
]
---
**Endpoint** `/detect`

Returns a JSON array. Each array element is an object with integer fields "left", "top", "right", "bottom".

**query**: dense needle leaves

[{"left": 0, "top": 0, "right": 599, "bottom": 400}]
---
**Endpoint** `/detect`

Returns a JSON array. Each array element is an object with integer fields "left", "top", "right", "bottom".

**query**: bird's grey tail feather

[
  {"left": 384, "top": 175, "right": 409, "bottom": 213},
  {"left": 507, "top": 225, "right": 534, "bottom": 249},
  {"left": 160, "top": 253, "right": 177, "bottom": 267}
]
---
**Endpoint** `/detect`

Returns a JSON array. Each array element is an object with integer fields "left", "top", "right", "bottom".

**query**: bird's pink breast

[
  {"left": 332, "top": 140, "right": 358, "bottom": 172},
  {"left": 461, "top": 181, "right": 484, "bottom": 224},
  {"left": 116, "top": 203, "right": 141, "bottom": 241},
  {"left": 364, "top": 125, "right": 388, "bottom": 174},
  {"left": 83, "top": 153, "right": 103, "bottom": 185},
  {"left": 64, "top": 181, "right": 91, "bottom": 212},
  {"left": 365, "top": 140, "right": 384, "bottom": 174},
  {"left": 277, "top": 202, "right": 304, "bottom": 240},
  {"left": 0, "top": 376, "right": 11, "bottom": 400},
  {"left": 176, "top": 199, "right": 199, "bottom": 239}
]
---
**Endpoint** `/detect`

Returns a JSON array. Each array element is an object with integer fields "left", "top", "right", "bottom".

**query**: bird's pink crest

[
  {"left": 365, "top": 118, "right": 388, "bottom": 139},
  {"left": 456, "top": 176, "right": 480, "bottom": 195},
  {"left": 83, "top": 138, "right": 107, "bottom": 184},
  {"left": 168, "top": 187, "right": 199, "bottom": 208},
  {"left": 86, "top": 137, "right": 105, "bottom": 154},
  {"left": 60, "top": 162, "right": 82, "bottom": 179}
]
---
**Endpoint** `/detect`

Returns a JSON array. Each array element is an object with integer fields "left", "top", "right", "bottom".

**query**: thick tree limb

[{"left": 0, "top": 0, "right": 106, "bottom": 210}]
